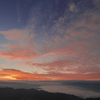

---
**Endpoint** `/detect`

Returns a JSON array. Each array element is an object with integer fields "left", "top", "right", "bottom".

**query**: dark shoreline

[{"left": 0, "top": 87, "right": 100, "bottom": 100}]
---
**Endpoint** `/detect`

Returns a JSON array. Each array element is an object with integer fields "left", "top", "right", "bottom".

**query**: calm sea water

[{"left": 39, "top": 85, "right": 100, "bottom": 99}]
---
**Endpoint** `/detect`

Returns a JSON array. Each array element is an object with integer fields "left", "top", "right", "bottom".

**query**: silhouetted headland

[{"left": 0, "top": 87, "right": 100, "bottom": 100}]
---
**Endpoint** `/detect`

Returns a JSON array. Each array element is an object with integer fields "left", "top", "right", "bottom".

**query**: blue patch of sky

[
  {"left": 0, "top": 34, "right": 9, "bottom": 49},
  {"left": 0, "top": 0, "right": 96, "bottom": 45},
  {"left": 30, "top": 0, "right": 95, "bottom": 34},
  {"left": 0, "top": 0, "right": 20, "bottom": 30},
  {"left": 74, "top": 0, "right": 95, "bottom": 11},
  {"left": 30, "top": 0, "right": 98, "bottom": 46},
  {"left": 0, "top": 0, "right": 32, "bottom": 30},
  {"left": 29, "top": 0, "right": 69, "bottom": 31}
]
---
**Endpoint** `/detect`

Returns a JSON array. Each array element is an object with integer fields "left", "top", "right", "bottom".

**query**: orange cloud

[
  {"left": 0, "top": 68, "right": 53, "bottom": 81},
  {"left": 42, "top": 52, "right": 55, "bottom": 57},
  {"left": 0, "top": 29, "right": 38, "bottom": 61},
  {"left": 66, "top": 36, "right": 69, "bottom": 39},
  {"left": 55, "top": 36, "right": 59, "bottom": 43},
  {"left": 0, "top": 45, "right": 38, "bottom": 61},
  {"left": 20, "top": 54, "right": 100, "bottom": 77},
  {"left": 0, "top": 68, "right": 100, "bottom": 81},
  {"left": 71, "top": 31, "right": 76, "bottom": 36}
]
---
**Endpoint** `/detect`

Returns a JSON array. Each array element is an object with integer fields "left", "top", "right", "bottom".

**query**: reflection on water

[{"left": 39, "top": 85, "right": 100, "bottom": 99}]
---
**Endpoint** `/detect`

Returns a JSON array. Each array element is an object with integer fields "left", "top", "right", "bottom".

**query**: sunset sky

[{"left": 0, "top": 0, "right": 100, "bottom": 81}]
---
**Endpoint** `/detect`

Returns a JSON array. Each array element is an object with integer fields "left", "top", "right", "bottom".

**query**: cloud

[
  {"left": 0, "top": 0, "right": 100, "bottom": 81},
  {"left": 0, "top": 68, "right": 52, "bottom": 81},
  {"left": 0, "top": 68, "right": 100, "bottom": 81},
  {"left": 0, "top": 45, "right": 38, "bottom": 61},
  {"left": 0, "top": 29, "right": 38, "bottom": 61},
  {"left": 69, "top": 3, "right": 78, "bottom": 12},
  {"left": 20, "top": 54, "right": 100, "bottom": 76},
  {"left": 65, "top": 36, "right": 69, "bottom": 39},
  {"left": 0, "top": 29, "right": 35, "bottom": 41}
]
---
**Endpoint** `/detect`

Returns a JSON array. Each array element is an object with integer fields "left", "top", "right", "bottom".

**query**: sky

[{"left": 0, "top": 0, "right": 100, "bottom": 81}]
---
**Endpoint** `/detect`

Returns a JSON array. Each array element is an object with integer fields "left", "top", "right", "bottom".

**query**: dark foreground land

[{"left": 0, "top": 88, "right": 100, "bottom": 100}]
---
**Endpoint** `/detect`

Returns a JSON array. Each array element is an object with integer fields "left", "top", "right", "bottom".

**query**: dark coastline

[{"left": 0, "top": 87, "right": 100, "bottom": 100}]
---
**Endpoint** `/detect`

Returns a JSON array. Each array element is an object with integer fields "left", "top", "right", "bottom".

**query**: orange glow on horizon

[
  {"left": 0, "top": 76, "right": 17, "bottom": 81},
  {"left": 0, "top": 68, "right": 100, "bottom": 81}
]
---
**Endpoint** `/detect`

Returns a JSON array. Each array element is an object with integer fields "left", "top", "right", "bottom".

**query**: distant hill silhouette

[{"left": 0, "top": 87, "right": 100, "bottom": 100}]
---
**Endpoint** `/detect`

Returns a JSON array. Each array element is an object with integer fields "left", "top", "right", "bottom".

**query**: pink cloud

[
  {"left": 55, "top": 38, "right": 57, "bottom": 42},
  {"left": 0, "top": 29, "right": 32, "bottom": 41},
  {"left": 55, "top": 36, "right": 59, "bottom": 43},
  {"left": 0, "top": 29, "right": 38, "bottom": 61},
  {"left": 71, "top": 31, "right": 76, "bottom": 36},
  {"left": 0, "top": 45, "right": 38, "bottom": 61},
  {"left": 0, "top": 8, "right": 100, "bottom": 82},
  {"left": 52, "top": 41, "right": 87, "bottom": 57},
  {"left": 66, "top": 36, "right": 69, "bottom": 39},
  {"left": 20, "top": 52, "right": 100, "bottom": 76}
]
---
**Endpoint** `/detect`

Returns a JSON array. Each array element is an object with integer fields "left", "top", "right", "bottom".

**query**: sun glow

[{"left": 0, "top": 76, "right": 17, "bottom": 80}]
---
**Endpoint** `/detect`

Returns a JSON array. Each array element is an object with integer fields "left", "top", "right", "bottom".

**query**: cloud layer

[
  {"left": 0, "top": 0, "right": 100, "bottom": 81},
  {"left": 0, "top": 68, "right": 100, "bottom": 81}
]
